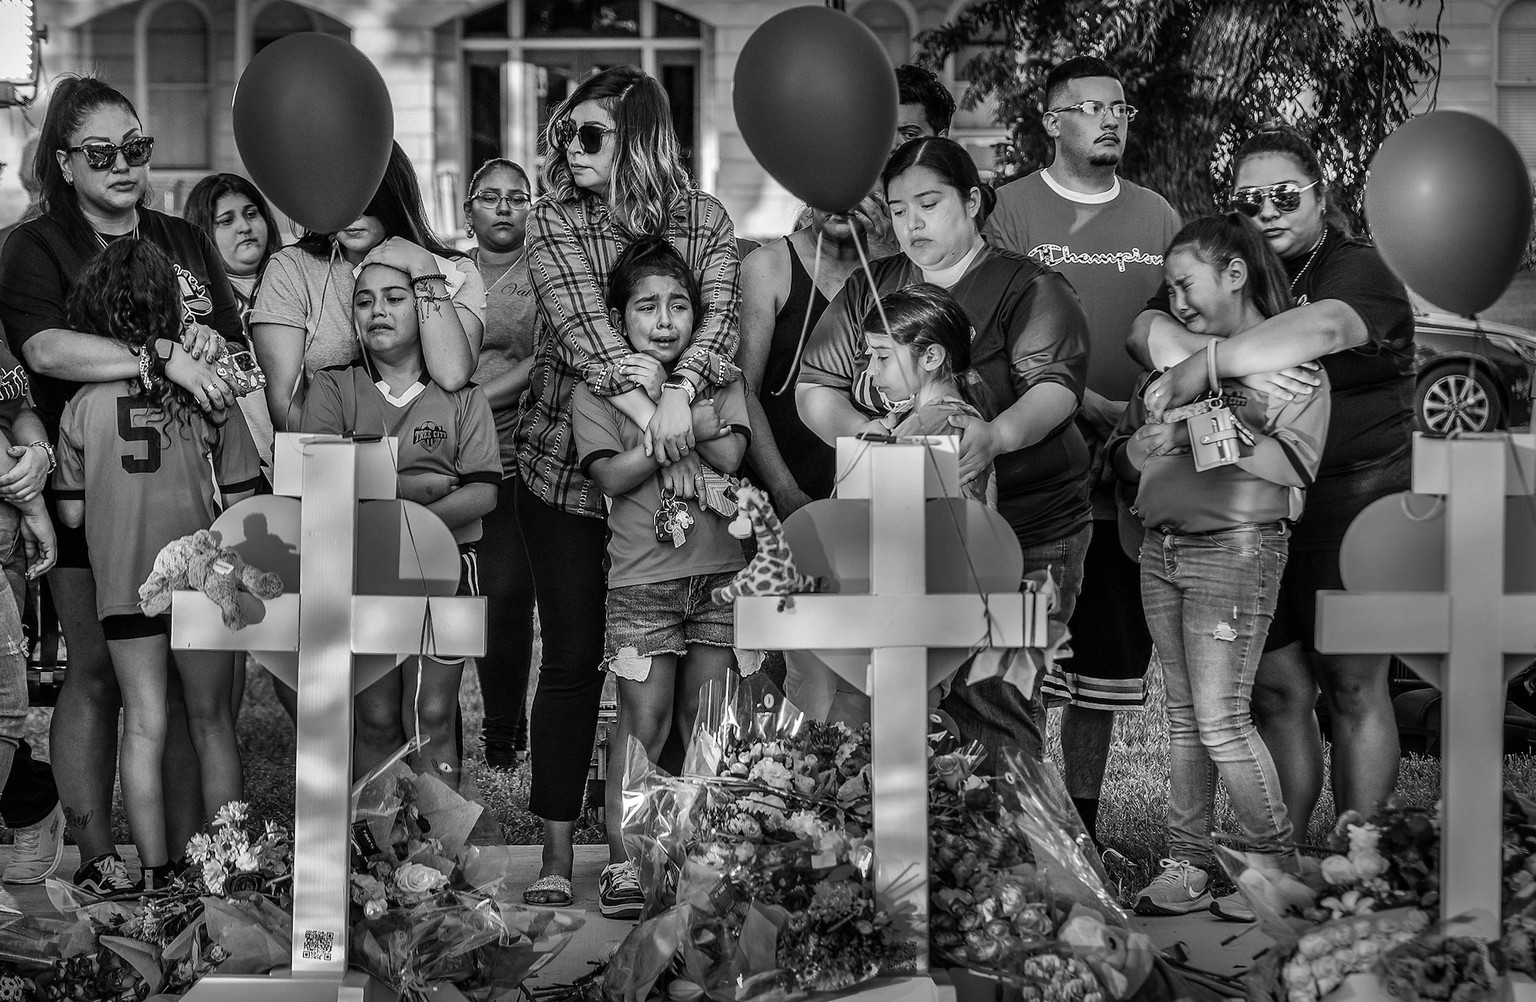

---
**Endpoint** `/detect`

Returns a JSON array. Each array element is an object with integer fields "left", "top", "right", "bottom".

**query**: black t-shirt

[
  {"left": 799, "top": 246, "right": 1092, "bottom": 547},
  {"left": 0, "top": 208, "right": 243, "bottom": 439},
  {"left": 1146, "top": 227, "right": 1413, "bottom": 479}
]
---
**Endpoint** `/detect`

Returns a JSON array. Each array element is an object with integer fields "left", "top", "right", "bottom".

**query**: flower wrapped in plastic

[{"left": 606, "top": 676, "right": 915, "bottom": 1002}]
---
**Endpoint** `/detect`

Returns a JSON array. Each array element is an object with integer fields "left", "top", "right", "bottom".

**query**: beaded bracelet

[{"left": 138, "top": 348, "right": 159, "bottom": 391}]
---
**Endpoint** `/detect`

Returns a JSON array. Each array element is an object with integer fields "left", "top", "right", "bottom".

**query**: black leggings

[
  {"left": 515, "top": 476, "right": 608, "bottom": 822},
  {"left": 475, "top": 479, "right": 536, "bottom": 750}
]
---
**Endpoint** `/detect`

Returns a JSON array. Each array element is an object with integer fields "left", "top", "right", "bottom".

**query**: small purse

[{"left": 1162, "top": 343, "right": 1254, "bottom": 472}]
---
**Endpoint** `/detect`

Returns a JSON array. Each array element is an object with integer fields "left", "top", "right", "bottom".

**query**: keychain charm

[{"left": 654, "top": 489, "right": 694, "bottom": 548}]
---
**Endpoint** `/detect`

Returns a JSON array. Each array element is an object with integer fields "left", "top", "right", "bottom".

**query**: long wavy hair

[
  {"left": 541, "top": 65, "right": 691, "bottom": 238},
  {"left": 65, "top": 238, "right": 197, "bottom": 424},
  {"left": 295, "top": 142, "right": 462, "bottom": 259},
  {"left": 35, "top": 76, "right": 151, "bottom": 244},
  {"left": 1167, "top": 212, "right": 1296, "bottom": 321},
  {"left": 183, "top": 172, "right": 284, "bottom": 270}
]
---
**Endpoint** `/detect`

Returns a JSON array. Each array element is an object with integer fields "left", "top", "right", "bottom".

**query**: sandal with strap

[{"left": 523, "top": 874, "right": 573, "bottom": 907}]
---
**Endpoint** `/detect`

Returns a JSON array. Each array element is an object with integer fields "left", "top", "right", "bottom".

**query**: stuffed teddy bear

[{"left": 139, "top": 529, "right": 284, "bottom": 630}]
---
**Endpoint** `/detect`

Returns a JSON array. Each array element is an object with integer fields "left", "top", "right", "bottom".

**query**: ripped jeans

[
  {"left": 0, "top": 506, "right": 28, "bottom": 746},
  {"left": 1141, "top": 523, "right": 1293, "bottom": 868}
]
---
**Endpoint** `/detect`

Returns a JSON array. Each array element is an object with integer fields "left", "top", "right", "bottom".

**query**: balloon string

[
  {"left": 772, "top": 227, "right": 827, "bottom": 397},
  {"left": 850, "top": 223, "right": 892, "bottom": 343}
]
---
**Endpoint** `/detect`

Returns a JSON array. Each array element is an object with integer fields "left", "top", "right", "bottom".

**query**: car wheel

[{"left": 1416, "top": 364, "right": 1503, "bottom": 435}]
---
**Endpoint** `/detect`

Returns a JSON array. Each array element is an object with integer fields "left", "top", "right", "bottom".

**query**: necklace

[
  {"left": 1288, "top": 230, "right": 1328, "bottom": 295},
  {"left": 478, "top": 246, "right": 527, "bottom": 297},
  {"left": 93, "top": 219, "right": 140, "bottom": 251}
]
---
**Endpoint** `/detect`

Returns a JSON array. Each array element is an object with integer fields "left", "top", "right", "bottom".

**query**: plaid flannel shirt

[{"left": 514, "top": 190, "right": 742, "bottom": 518}]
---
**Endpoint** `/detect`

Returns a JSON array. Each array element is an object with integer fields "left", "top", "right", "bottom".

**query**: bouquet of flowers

[
  {"left": 1224, "top": 794, "right": 1536, "bottom": 1002},
  {"left": 186, "top": 801, "right": 292, "bottom": 903},
  {"left": 604, "top": 676, "right": 916, "bottom": 1002},
  {"left": 928, "top": 739, "right": 1163, "bottom": 1002},
  {"left": 349, "top": 762, "right": 583, "bottom": 1002}
]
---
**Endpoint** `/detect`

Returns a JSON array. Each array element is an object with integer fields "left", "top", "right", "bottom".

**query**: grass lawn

[{"left": 17, "top": 644, "right": 1536, "bottom": 905}]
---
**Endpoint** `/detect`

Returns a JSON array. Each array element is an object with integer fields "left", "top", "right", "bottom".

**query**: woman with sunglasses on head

[
  {"left": 0, "top": 74, "right": 246, "bottom": 896},
  {"left": 797, "top": 136, "right": 1092, "bottom": 768},
  {"left": 462, "top": 158, "right": 537, "bottom": 771},
  {"left": 515, "top": 65, "right": 740, "bottom": 908},
  {"left": 1128, "top": 123, "right": 1415, "bottom": 838},
  {"left": 250, "top": 141, "right": 485, "bottom": 434}
]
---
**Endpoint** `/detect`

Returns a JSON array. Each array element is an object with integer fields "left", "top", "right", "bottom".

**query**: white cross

[
  {"left": 734, "top": 439, "right": 1031, "bottom": 996},
  {"left": 1316, "top": 432, "right": 1536, "bottom": 943},
  {"left": 170, "top": 432, "right": 487, "bottom": 1001}
]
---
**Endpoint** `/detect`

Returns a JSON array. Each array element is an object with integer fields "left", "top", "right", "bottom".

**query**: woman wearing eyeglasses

[
  {"left": 462, "top": 158, "right": 537, "bottom": 772},
  {"left": 797, "top": 136, "right": 1092, "bottom": 768},
  {"left": 1129, "top": 124, "right": 1415, "bottom": 837},
  {"left": 514, "top": 65, "right": 740, "bottom": 908},
  {"left": 250, "top": 141, "right": 485, "bottom": 433},
  {"left": 0, "top": 75, "right": 247, "bottom": 895}
]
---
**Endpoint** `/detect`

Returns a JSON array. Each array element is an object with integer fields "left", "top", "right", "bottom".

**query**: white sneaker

[
  {"left": 4, "top": 803, "right": 64, "bottom": 884},
  {"left": 1134, "top": 858, "right": 1213, "bottom": 916}
]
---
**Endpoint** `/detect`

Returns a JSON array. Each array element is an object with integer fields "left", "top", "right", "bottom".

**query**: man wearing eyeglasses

[{"left": 984, "top": 56, "right": 1181, "bottom": 851}]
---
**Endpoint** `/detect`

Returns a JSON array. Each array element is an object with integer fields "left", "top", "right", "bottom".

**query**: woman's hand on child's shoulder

[{"left": 620, "top": 353, "right": 665, "bottom": 400}]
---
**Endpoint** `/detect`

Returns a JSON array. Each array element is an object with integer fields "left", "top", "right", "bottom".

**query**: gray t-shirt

[
  {"left": 986, "top": 171, "right": 1181, "bottom": 402},
  {"left": 251, "top": 245, "right": 488, "bottom": 378},
  {"left": 571, "top": 379, "right": 750, "bottom": 589},
  {"left": 469, "top": 248, "right": 537, "bottom": 475}
]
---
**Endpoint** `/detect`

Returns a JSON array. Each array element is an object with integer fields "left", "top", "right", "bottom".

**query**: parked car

[{"left": 1413, "top": 311, "right": 1536, "bottom": 434}]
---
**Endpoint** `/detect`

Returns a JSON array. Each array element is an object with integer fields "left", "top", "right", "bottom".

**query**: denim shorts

[
  {"left": 604, "top": 572, "right": 751, "bottom": 681},
  {"left": 0, "top": 508, "right": 28, "bottom": 743}
]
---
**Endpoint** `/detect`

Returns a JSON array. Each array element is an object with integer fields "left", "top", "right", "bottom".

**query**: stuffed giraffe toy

[{"left": 712, "top": 484, "right": 826, "bottom": 608}]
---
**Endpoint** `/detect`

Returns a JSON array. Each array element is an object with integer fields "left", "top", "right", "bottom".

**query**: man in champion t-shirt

[{"left": 985, "top": 56, "right": 1181, "bottom": 850}]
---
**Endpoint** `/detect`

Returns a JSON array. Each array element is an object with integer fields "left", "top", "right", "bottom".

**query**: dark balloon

[
  {"left": 732, "top": 7, "right": 896, "bottom": 214},
  {"left": 233, "top": 34, "right": 394, "bottom": 234},
  {"left": 1366, "top": 111, "right": 1534, "bottom": 316}
]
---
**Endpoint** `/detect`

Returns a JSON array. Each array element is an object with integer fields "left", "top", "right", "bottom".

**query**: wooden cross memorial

[
  {"left": 733, "top": 438, "right": 1033, "bottom": 1002},
  {"left": 169, "top": 432, "right": 487, "bottom": 1001},
  {"left": 1316, "top": 431, "right": 1536, "bottom": 966}
]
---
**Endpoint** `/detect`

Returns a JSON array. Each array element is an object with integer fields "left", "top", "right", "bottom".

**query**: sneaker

[
  {"left": 3, "top": 803, "right": 64, "bottom": 884},
  {"left": 1210, "top": 890, "right": 1256, "bottom": 923},
  {"left": 599, "top": 860, "right": 644, "bottom": 920},
  {"left": 1134, "top": 858, "right": 1213, "bottom": 916},
  {"left": 73, "top": 853, "right": 138, "bottom": 897}
]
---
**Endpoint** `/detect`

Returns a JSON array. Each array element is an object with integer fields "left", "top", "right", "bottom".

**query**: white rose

[
  {"left": 1320, "top": 855, "right": 1359, "bottom": 886},
  {"left": 393, "top": 862, "right": 449, "bottom": 895},
  {"left": 1350, "top": 850, "right": 1388, "bottom": 881},
  {"left": 1346, "top": 824, "right": 1381, "bottom": 854},
  {"left": 750, "top": 759, "right": 794, "bottom": 791}
]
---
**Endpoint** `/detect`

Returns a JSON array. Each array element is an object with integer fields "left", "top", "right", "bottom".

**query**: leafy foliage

[{"left": 917, "top": 0, "right": 1444, "bottom": 234}]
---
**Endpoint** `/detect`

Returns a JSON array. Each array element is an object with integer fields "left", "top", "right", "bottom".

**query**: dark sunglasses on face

[
  {"left": 470, "top": 191, "right": 531, "bottom": 210},
  {"left": 63, "top": 137, "right": 155, "bottom": 170},
  {"left": 1230, "top": 180, "right": 1319, "bottom": 217},
  {"left": 553, "top": 119, "right": 615, "bottom": 155}
]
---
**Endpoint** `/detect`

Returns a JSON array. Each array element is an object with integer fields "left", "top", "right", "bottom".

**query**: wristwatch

[
  {"left": 662, "top": 377, "right": 698, "bottom": 405},
  {"left": 153, "top": 338, "right": 176, "bottom": 362},
  {"left": 27, "top": 441, "right": 54, "bottom": 474}
]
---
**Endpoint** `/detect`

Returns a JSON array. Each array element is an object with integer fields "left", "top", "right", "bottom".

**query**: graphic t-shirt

[
  {"left": 798, "top": 246, "right": 1092, "bottom": 549},
  {"left": 0, "top": 209, "right": 243, "bottom": 438},
  {"left": 987, "top": 171, "right": 1181, "bottom": 402},
  {"left": 53, "top": 383, "right": 264, "bottom": 619},
  {"left": 302, "top": 361, "right": 503, "bottom": 543},
  {"left": 572, "top": 379, "right": 750, "bottom": 589}
]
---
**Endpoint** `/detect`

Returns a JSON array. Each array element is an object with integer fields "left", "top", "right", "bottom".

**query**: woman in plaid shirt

[{"left": 513, "top": 65, "right": 741, "bottom": 907}]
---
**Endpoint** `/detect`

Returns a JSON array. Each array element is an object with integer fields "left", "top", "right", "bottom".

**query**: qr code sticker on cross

[{"left": 302, "top": 929, "right": 337, "bottom": 962}]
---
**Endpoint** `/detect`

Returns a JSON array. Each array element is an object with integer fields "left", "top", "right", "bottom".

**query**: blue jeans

[
  {"left": 0, "top": 508, "right": 28, "bottom": 745},
  {"left": 941, "top": 523, "right": 1091, "bottom": 769},
  {"left": 1141, "top": 523, "right": 1293, "bottom": 868}
]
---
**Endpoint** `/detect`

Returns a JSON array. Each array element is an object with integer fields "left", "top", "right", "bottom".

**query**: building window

[
  {"left": 525, "top": 0, "right": 639, "bottom": 38},
  {"left": 144, "top": 0, "right": 210, "bottom": 169},
  {"left": 853, "top": 0, "right": 911, "bottom": 68},
  {"left": 1498, "top": 0, "right": 1536, "bottom": 166}
]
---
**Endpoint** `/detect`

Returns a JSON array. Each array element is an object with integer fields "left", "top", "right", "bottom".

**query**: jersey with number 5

[{"left": 53, "top": 379, "right": 265, "bottom": 619}]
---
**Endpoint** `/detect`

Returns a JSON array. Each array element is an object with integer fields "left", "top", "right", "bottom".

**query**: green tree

[{"left": 917, "top": 0, "right": 1444, "bottom": 232}]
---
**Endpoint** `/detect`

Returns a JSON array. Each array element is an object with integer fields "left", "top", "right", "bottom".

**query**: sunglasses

[
  {"left": 1230, "top": 180, "right": 1319, "bottom": 217},
  {"left": 1046, "top": 100, "right": 1138, "bottom": 123},
  {"left": 64, "top": 137, "right": 155, "bottom": 170},
  {"left": 553, "top": 119, "right": 615, "bottom": 155},
  {"left": 470, "top": 191, "right": 531, "bottom": 210}
]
